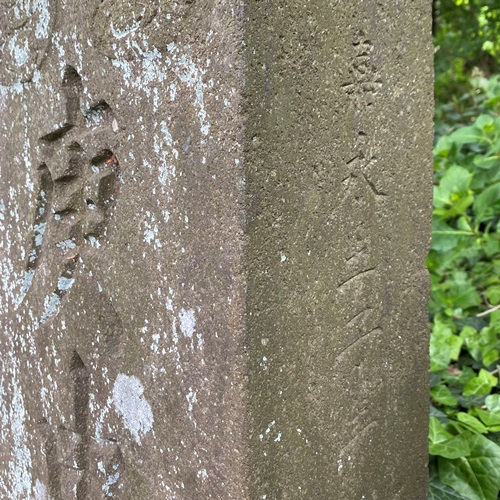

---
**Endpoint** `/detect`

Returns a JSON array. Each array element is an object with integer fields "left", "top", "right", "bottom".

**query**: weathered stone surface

[
  {"left": 245, "top": 3, "right": 433, "bottom": 498},
  {"left": 0, "top": 1, "right": 433, "bottom": 498}
]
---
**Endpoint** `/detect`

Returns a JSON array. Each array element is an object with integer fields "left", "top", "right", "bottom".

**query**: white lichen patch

[
  {"left": 102, "top": 465, "right": 121, "bottom": 497},
  {"left": 172, "top": 46, "right": 211, "bottom": 136},
  {"left": 33, "top": 479, "right": 47, "bottom": 499},
  {"left": 86, "top": 235, "right": 101, "bottom": 248},
  {"left": 94, "top": 395, "right": 112, "bottom": 444},
  {"left": 111, "top": 37, "right": 212, "bottom": 139},
  {"left": 110, "top": 8, "right": 145, "bottom": 40},
  {"left": 0, "top": 186, "right": 36, "bottom": 497},
  {"left": 143, "top": 210, "right": 162, "bottom": 249},
  {"left": 186, "top": 387, "right": 197, "bottom": 414},
  {"left": 0, "top": 347, "right": 34, "bottom": 498},
  {"left": 15, "top": 269, "right": 35, "bottom": 309},
  {"left": 8, "top": 35, "right": 30, "bottom": 67},
  {"left": 38, "top": 275, "right": 75, "bottom": 325},
  {"left": 33, "top": 0, "right": 51, "bottom": 39},
  {"left": 178, "top": 308, "right": 195, "bottom": 338},
  {"left": 112, "top": 374, "right": 153, "bottom": 445},
  {"left": 55, "top": 238, "right": 77, "bottom": 251}
]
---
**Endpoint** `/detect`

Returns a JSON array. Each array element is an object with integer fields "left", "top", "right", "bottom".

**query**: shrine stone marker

[{"left": 0, "top": 1, "right": 433, "bottom": 498}]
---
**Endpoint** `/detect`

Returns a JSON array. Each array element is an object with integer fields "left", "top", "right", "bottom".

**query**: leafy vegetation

[
  {"left": 434, "top": 0, "right": 500, "bottom": 125},
  {"left": 429, "top": 74, "right": 500, "bottom": 499},
  {"left": 429, "top": 2, "right": 500, "bottom": 497}
]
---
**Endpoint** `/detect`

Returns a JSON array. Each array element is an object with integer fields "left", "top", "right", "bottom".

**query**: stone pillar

[{"left": 0, "top": 1, "right": 433, "bottom": 498}]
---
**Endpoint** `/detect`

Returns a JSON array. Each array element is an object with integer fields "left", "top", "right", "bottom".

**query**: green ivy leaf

[
  {"left": 431, "top": 218, "right": 470, "bottom": 252},
  {"left": 435, "top": 135, "right": 456, "bottom": 157},
  {"left": 431, "top": 321, "right": 464, "bottom": 373},
  {"left": 448, "top": 125, "right": 489, "bottom": 146},
  {"left": 434, "top": 166, "right": 473, "bottom": 210},
  {"left": 446, "top": 282, "right": 482, "bottom": 310},
  {"left": 439, "top": 433, "right": 500, "bottom": 500},
  {"left": 429, "top": 417, "right": 471, "bottom": 458},
  {"left": 432, "top": 385, "right": 459, "bottom": 407},
  {"left": 482, "top": 349, "right": 499, "bottom": 367},
  {"left": 456, "top": 412, "right": 489, "bottom": 434},
  {"left": 473, "top": 155, "right": 499, "bottom": 170},
  {"left": 431, "top": 404, "right": 450, "bottom": 424},
  {"left": 474, "top": 182, "right": 500, "bottom": 222},
  {"left": 475, "top": 115, "right": 495, "bottom": 133},
  {"left": 459, "top": 394, "right": 488, "bottom": 410},
  {"left": 439, "top": 165, "right": 472, "bottom": 193},
  {"left": 460, "top": 326, "right": 481, "bottom": 362},
  {"left": 463, "top": 369, "right": 498, "bottom": 397},
  {"left": 485, "top": 395, "right": 500, "bottom": 414},
  {"left": 429, "top": 477, "right": 472, "bottom": 500},
  {"left": 469, "top": 408, "right": 500, "bottom": 429},
  {"left": 443, "top": 366, "right": 476, "bottom": 389},
  {"left": 477, "top": 327, "right": 500, "bottom": 366},
  {"left": 490, "top": 311, "right": 500, "bottom": 334}
]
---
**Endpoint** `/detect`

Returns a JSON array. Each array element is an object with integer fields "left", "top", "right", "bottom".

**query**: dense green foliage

[
  {"left": 429, "top": 3, "right": 500, "bottom": 498},
  {"left": 434, "top": 0, "right": 500, "bottom": 111},
  {"left": 429, "top": 75, "right": 500, "bottom": 499}
]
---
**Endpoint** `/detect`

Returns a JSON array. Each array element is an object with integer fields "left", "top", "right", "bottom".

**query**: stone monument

[{"left": 0, "top": 1, "right": 433, "bottom": 498}]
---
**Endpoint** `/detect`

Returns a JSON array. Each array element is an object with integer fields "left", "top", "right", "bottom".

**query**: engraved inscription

[
  {"left": 330, "top": 29, "right": 389, "bottom": 458},
  {"left": 38, "top": 66, "right": 120, "bottom": 252},
  {"left": 342, "top": 154, "right": 387, "bottom": 200},
  {"left": 341, "top": 30, "right": 382, "bottom": 106},
  {"left": 18, "top": 66, "right": 125, "bottom": 496},
  {"left": 42, "top": 353, "right": 123, "bottom": 500},
  {"left": 17, "top": 65, "right": 120, "bottom": 320}
]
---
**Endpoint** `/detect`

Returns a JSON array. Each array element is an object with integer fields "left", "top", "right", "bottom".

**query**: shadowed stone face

[{"left": 244, "top": 1, "right": 433, "bottom": 498}]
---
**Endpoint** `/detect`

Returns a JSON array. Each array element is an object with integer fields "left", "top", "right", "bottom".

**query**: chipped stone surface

[{"left": 0, "top": 0, "right": 432, "bottom": 498}]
